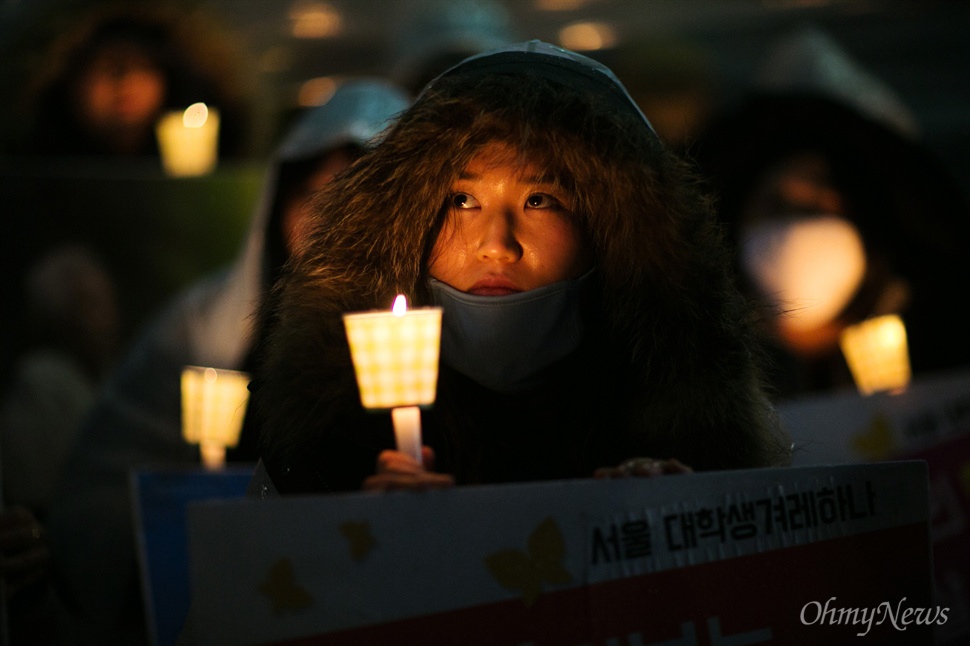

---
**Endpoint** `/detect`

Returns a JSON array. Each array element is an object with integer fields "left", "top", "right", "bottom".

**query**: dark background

[
  {"left": 2, "top": 0, "right": 968, "bottom": 173},
  {"left": 1, "top": 0, "right": 968, "bottom": 384}
]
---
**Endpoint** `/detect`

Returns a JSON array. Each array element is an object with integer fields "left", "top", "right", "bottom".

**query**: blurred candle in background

[
  {"left": 156, "top": 102, "right": 220, "bottom": 176},
  {"left": 839, "top": 314, "right": 911, "bottom": 395},
  {"left": 181, "top": 365, "right": 250, "bottom": 469}
]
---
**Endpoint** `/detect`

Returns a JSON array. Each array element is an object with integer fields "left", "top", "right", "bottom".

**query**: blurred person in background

[
  {"left": 693, "top": 27, "right": 970, "bottom": 399},
  {"left": 12, "top": 2, "right": 251, "bottom": 161},
  {"left": 44, "top": 78, "right": 410, "bottom": 645},
  {"left": 1, "top": 243, "right": 121, "bottom": 645},
  {"left": 2, "top": 244, "right": 121, "bottom": 518}
]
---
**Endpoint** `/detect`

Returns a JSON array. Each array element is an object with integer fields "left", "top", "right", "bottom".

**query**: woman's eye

[
  {"left": 450, "top": 192, "right": 479, "bottom": 209},
  {"left": 526, "top": 193, "right": 558, "bottom": 209}
]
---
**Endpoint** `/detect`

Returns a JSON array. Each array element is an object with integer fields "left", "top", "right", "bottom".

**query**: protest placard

[{"left": 185, "top": 461, "right": 933, "bottom": 645}]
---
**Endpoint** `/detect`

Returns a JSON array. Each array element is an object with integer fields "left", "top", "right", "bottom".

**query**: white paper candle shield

[
  {"left": 156, "top": 103, "right": 220, "bottom": 177},
  {"left": 839, "top": 314, "right": 912, "bottom": 395},
  {"left": 342, "top": 303, "right": 442, "bottom": 410},
  {"left": 181, "top": 366, "right": 251, "bottom": 469}
]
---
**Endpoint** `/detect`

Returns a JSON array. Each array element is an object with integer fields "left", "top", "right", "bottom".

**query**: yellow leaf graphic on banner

[
  {"left": 485, "top": 549, "right": 543, "bottom": 606},
  {"left": 528, "top": 516, "right": 572, "bottom": 585},
  {"left": 340, "top": 521, "right": 376, "bottom": 561},
  {"left": 484, "top": 517, "right": 573, "bottom": 606},
  {"left": 852, "top": 414, "right": 896, "bottom": 461},
  {"left": 258, "top": 557, "right": 313, "bottom": 614}
]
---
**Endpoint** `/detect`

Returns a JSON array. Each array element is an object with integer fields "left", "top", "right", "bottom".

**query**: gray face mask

[{"left": 427, "top": 271, "right": 594, "bottom": 393}]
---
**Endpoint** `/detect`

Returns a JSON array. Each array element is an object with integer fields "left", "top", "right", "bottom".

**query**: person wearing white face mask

[
  {"left": 244, "top": 41, "right": 791, "bottom": 497},
  {"left": 694, "top": 27, "right": 970, "bottom": 397},
  {"left": 737, "top": 152, "right": 875, "bottom": 358}
]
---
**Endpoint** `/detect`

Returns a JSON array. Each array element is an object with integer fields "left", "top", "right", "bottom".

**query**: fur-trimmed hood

[{"left": 253, "top": 42, "right": 789, "bottom": 492}]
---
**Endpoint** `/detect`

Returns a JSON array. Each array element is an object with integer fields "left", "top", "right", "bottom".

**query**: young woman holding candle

[{"left": 247, "top": 41, "right": 791, "bottom": 496}]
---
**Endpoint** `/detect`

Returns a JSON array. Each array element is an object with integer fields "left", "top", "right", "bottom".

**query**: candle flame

[
  {"left": 392, "top": 294, "right": 407, "bottom": 317},
  {"left": 183, "top": 102, "right": 209, "bottom": 128}
]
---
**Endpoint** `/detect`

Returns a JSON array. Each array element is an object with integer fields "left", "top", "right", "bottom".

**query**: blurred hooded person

[
  {"left": 693, "top": 27, "right": 970, "bottom": 398},
  {"left": 44, "top": 79, "right": 411, "bottom": 644}
]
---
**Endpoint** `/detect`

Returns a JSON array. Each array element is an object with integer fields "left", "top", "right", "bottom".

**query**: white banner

[{"left": 185, "top": 461, "right": 932, "bottom": 645}]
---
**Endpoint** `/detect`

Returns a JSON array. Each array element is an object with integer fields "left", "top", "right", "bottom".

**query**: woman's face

[{"left": 428, "top": 142, "right": 593, "bottom": 294}]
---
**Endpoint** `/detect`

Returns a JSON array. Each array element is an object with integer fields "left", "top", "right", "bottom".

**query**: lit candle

[
  {"left": 155, "top": 102, "right": 221, "bottom": 177},
  {"left": 343, "top": 294, "right": 442, "bottom": 464},
  {"left": 839, "top": 314, "right": 911, "bottom": 395},
  {"left": 181, "top": 366, "right": 251, "bottom": 469}
]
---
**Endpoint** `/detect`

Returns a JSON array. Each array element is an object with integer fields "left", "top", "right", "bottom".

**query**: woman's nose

[{"left": 476, "top": 210, "right": 522, "bottom": 263}]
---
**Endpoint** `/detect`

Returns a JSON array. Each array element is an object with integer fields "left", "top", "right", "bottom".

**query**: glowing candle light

[
  {"left": 839, "top": 314, "right": 911, "bottom": 395},
  {"left": 181, "top": 366, "right": 251, "bottom": 469},
  {"left": 343, "top": 295, "right": 442, "bottom": 463},
  {"left": 155, "top": 102, "right": 221, "bottom": 177}
]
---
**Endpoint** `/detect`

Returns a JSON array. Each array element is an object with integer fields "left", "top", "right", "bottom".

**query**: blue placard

[{"left": 131, "top": 466, "right": 254, "bottom": 646}]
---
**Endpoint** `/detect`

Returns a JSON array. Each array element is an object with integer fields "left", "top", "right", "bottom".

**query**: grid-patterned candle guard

[
  {"left": 343, "top": 307, "right": 442, "bottom": 410},
  {"left": 156, "top": 103, "right": 220, "bottom": 177},
  {"left": 181, "top": 366, "right": 251, "bottom": 455},
  {"left": 839, "top": 314, "right": 911, "bottom": 395}
]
